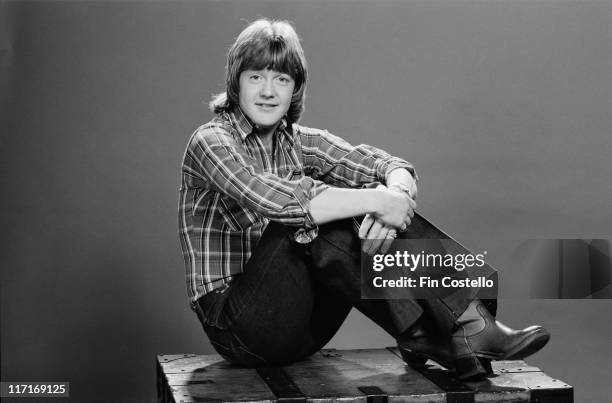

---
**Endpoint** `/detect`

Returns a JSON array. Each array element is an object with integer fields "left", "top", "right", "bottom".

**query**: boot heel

[
  {"left": 399, "top": 349, "right": 428, "bottom": 369},
  {"left": 455, "top": 356, "right": 488, "bottom": 381},
  {"left": 478, "top": 357, "right": 493, "bottom": 374}
]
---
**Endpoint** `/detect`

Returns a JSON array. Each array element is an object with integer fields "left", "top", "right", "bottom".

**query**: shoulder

[
  {"left": 291, "top": 122, "right": 350, "bottom": 148},
  {"left": 291, "top": 122, "right": 344, "bottom": 144},
  {"left": 291, "top": 122, "right": 327, "bottom": 138},
  {"left": 189, "top": 114, "right": 239, "bottom": 150}
]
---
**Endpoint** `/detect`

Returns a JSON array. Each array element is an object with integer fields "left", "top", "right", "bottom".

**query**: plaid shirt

[{"left": 179, "top": 107, "right": 416, "bottom": 303}]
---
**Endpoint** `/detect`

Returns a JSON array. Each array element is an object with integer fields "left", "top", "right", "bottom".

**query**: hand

[
  {"left": 374, "top": 187, "right": 416, "bottom": 229},
  {"left": 358, "top": 185, "right": 416, "bottom": 255},
  {"left": 358, "top": 214, "right": 398, "bottom": 255}
]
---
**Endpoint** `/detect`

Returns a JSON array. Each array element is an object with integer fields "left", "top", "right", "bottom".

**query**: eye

[
  {"left": 248, "top": 73, "right": 262, "bottom": 81},
  {"left": 277, "top": 75, "right": 293, "bottom": 85}
]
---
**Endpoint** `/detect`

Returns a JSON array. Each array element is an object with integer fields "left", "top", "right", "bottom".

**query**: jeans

[{"left": 193, "top": 214, "right": 498, "bottom": 367}]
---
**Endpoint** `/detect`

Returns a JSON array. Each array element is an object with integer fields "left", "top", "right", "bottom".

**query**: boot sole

[
  {"left": 504, "top": 329, "right": 550, "bottom": 360},
  {"left": 400, "top": 347, "right": 494, "bottom": 380},
  {"left": 398, "top": 346, "right": 454, "bottom": 370}
]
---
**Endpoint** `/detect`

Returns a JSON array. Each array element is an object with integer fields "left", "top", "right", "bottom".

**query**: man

[{"left": 178, "top": 18, "right": 549, "bottom": 380}]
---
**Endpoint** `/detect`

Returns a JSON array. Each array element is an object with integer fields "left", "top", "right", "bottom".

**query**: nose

[{"left": 259, "top": 77, "right": 274, "bottom": 98}]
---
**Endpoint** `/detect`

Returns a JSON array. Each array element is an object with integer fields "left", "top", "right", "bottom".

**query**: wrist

[
  {"left": 388, "top": 182, "right": 413, "bottom": 198},
  {"left": 371, "top": 189, "right": 391, "bottom": 215}
]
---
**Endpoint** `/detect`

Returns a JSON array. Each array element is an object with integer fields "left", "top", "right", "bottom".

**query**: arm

[
  {"left": 308, "top": 187, "right": 413, "bottom": 227},
  {"left": 386, "top": 167, "right": 418, "bottom": 199},
  {"left": 299, "top": 126, "right": 417, "bottom": 189}
]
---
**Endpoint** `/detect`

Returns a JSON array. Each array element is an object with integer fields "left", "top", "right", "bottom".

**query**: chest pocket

[
  {"left": 277, "top": 166, "right": 304, "bottom": 181},
  {"left": 290, "top": 167, "right": 304, "bottom": 180}
]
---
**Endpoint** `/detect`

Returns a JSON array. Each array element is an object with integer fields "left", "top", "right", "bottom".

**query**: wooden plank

[
  {"left": 158, "top": 354, "right": 226, "bottom": 373},
  {"left": 157, "top": 360, "right": 171, "bottom": 403},
  {"left": 157, "top": 354, "right": 276, "bottom": 403},
  {"left": 466, "top": 366, "right": 572, "bottom": 403},
  {"left": 282, "top": 348, "right": 447, "bottom": 403},
  {"left": 385, "top": 347, "right": 475, "bottom": 403},
  {"left": 358, "top": 385, "right": 388, "bottom": 403},
  {"left": 491, "top": 361, "right": 541, "bottom": 374},
  {"left": 170, "top": 383, "right": 275, "bottom": 403},
  {"left": 387, "top": 347, "right": 573, "bottom": 403},
  {"left": 257, "top": 367, "right": 307, "bottom": 402}
]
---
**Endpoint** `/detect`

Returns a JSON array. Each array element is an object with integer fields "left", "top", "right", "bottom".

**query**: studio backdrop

[{"left": 1, "top": 1, "right": 611, "bottom": 402}]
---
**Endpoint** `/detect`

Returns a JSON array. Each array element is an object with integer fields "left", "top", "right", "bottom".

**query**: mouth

[{"left": 256, "top": 103, "right": 278, "bottom": 110}]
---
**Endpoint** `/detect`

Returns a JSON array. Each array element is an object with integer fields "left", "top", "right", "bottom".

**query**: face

[{"left": 238, "top": 69, "right": 295, "bottom": 132}]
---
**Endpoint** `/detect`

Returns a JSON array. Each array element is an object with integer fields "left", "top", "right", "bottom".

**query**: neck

[{"left": 254, "top": 123, "right": 279, "bottom": 145}]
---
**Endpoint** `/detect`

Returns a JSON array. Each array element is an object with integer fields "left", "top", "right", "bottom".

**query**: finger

[
  {"left": 368, "top": 234, "right": 386, "bottom": 255},
  {"left": 366, "top": 220, "right": 384, "bottom": 239},
  {"left": 359, "top": 214, "right": 375, "bottom": 239},
  {"left": 380, "top": 228, "right": 397, "bottom": 253},
  {"left": 405, "top": 216, "right": 411, "bottom": 227},
  {"left": 410, "top": 184, "right": 418, "bottom": 200},
  {"left": 363, "top": 222, "right": 382, "bottom": 254},
  {"left": 367, "top": 221, "right": 393, "bottom": 255},
  {"left": 406, "top": 198, "right": 416, "bottom": 219},
  {"left": 363, "top": 220, "right": 384, "bottom": 254},
  {"left": 398, "top": 216, "right": 412, "bottom": 234}
]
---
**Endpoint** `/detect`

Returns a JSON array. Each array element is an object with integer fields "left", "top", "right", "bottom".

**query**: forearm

[
  {"left": 386, "top": 167, "right": 418, "bottom": 197},
  {"left": 309, "top": 188, "right": 380, "bottom": 225}
]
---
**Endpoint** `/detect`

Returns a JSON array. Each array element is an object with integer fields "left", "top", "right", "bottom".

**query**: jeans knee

[{"left": 316, "top": 219, "right": 360, "bottom": 254}]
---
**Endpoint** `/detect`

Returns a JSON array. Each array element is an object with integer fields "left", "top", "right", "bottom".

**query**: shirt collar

[{"left": 229, "top": 106, "right": 289, "bottom": 142}]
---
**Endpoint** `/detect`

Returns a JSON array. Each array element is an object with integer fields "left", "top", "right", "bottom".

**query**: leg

[
  {"left": 194, "top": 221, "right": 352, "bottom": 367},
  {"left": 400, "top": 213, "right": 498, "bottom": 321},
  {"left": 309, "top": 215, "right": 490, "bottom": 337},
  {"left": 193, "top": 218, "right": 428, "bottom": 366},
  {"left": 399, "top": 214, "right": 548, "bottom": 379},
  {"left": 307, "top": 218, "right": 426, "bottom": 337}
]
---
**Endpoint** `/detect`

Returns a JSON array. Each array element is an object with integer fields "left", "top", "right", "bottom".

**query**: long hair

[{"left": 209, "top": 18, "right": 308, "bottom": 124}]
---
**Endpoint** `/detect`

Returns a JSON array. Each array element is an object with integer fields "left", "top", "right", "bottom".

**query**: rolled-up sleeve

[
  {"left": 184, "top": 125, "right": 322, "bottom": 229},
  {"left": 298, "top": 126, "right": 417, "bottom": 187}
]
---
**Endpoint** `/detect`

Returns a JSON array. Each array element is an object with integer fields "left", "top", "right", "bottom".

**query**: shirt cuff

[
  {"left": 378, "top": 158, "right": 419, "bottom": 183},
  {"left": 292, "top": 179, "right": 329, "bottom": 244}
]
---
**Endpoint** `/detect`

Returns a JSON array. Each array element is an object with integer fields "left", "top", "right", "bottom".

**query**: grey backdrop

[{"left": 1, "top": 1, "right": 611, "bottom": 402}]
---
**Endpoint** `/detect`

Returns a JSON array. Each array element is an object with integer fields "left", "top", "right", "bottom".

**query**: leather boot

[
  {"left": 397, "top": 321, "right": 455, "bottom": 371},
  {"left": 397, "top": 323, "right": 494, "bottom": 377},
  {"left": 452, "top": 299, "right": 550, "bottom": 380}
]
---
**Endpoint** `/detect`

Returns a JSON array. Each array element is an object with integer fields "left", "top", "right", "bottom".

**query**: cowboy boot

[
  {"left": 398, "top": 322, "right": 493, "bottom": 376},
  {"left": 452, "top": 299, "right": 550, "bottom": 380},
  {"left": 397, "top": 321, "right": 455, "bottom": 371}
]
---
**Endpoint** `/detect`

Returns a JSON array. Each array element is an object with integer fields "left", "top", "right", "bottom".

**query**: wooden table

[{"left": 156, "top": 347, "right": 572, "bottom": 403}]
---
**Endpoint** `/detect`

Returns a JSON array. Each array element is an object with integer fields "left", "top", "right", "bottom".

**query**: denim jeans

[{"left": 193, "top": 214, "right": 497, "bottom": 367}]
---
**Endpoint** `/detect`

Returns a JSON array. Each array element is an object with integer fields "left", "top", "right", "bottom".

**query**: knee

[{"left": 316, "top": 219, "right": 360, "bottom": 255}]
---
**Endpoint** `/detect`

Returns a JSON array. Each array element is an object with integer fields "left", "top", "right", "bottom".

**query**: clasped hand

[{"left": 358, "top": 184, "right": 416, "bottom": 255}]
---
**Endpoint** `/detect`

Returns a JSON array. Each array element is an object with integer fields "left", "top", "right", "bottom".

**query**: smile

[{"left": 256, "top": 103, "right": 278, "bottom": 110}]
